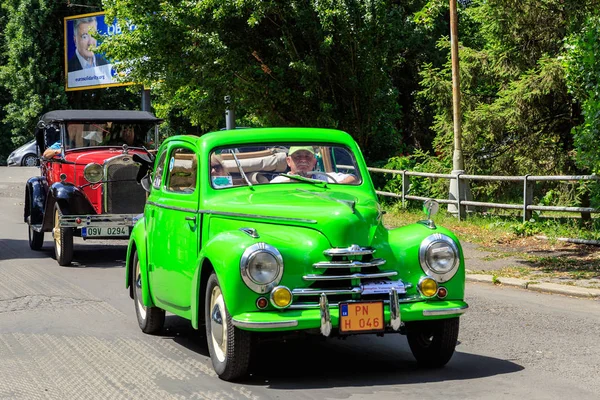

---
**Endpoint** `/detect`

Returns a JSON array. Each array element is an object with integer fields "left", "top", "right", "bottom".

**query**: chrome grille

[
  {"left": 291, "top": 244, "right": 405, "bottom": 309},
  {"left": 104, "top": 158, "right": 146, "bottom": 214}
]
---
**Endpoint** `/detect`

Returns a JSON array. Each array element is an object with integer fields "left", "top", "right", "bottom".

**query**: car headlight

[
  {"left": 240, "top": 243, "right": 284, "bottom": 293},
  {"left": 84, "top": 163, "right": 104, "bottom": 184},
  {"left": 418, "top": 233, "right": 459, "bottom": 282}
]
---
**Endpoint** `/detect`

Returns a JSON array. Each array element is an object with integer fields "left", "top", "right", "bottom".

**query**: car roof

[
  {"left": 40, "top": 110, "right": 163, "bottom": 123},
  {"left": 164, "top": 128, "right": 358, "bottom": 150}
]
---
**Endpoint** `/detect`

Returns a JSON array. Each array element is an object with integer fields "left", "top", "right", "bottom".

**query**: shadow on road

[
  {"left": 0, "top": 238, "right": 128, "bottom": 268},
  {"left": 155, "top": 314, "right": 523, "bottom": 389}
]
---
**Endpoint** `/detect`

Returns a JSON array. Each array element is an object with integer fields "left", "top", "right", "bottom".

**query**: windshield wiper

[
  {"left": 231, "top": 152, "right": 253, "bottom": 188},
  {"left": 281, "top": 173, "right": 328, "bottom": 188}
]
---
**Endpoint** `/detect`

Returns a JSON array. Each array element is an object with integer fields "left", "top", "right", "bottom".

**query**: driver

[{"left": 270, "top": 146, "right": 356, "bottom": 183}]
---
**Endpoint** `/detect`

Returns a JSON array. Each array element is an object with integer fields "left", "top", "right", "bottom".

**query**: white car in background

[{"left": 6, "top": 140, "right": 40, "bottom": 166}]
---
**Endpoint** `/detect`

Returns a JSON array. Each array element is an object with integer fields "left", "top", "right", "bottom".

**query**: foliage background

[{"left": 0, "top": 0, "right": 599, "bottom": 211}]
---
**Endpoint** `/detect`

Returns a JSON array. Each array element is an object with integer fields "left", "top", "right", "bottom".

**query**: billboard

[{"left": 64, "top": 12, "right": 133, "bottom": 91}]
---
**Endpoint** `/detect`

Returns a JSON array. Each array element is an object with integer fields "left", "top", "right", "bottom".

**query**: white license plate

[{"left": 82, "top": 226, "right": 129, "bottom": 237}]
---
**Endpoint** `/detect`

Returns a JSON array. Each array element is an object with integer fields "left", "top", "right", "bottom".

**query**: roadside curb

[{"left": 466, "top": 274, "right": 600, "bottom": 299}]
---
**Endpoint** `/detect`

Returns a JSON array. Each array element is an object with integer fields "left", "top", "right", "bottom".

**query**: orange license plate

[{"left": 339, "top": 302, "right": 384, "bottom": 334}]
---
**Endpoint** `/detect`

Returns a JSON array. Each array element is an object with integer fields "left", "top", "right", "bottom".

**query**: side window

[
  {"left": 152, "top": 150, "right": 167, "bottom": 190},
  {"left": 166, "top": 147, "right": 197, "bottom": 193}
]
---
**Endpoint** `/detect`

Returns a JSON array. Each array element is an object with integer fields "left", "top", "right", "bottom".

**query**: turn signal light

[
  {"left": 270, "top": 286, "right": 292, "bottom": 309},
  {"left": 437, "top": 287, "right": 448, "bottom": 299},
  {"left": 418, "top": 277, "right": 438, "bottom": 297},
  {"left": 256, "top": 297, "right": 268, "bottom": 309}
]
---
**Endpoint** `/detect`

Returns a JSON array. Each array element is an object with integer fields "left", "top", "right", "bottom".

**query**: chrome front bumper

[
  {"left": 231, "top": 289, "right": 469, "bottom": 336},
  {"left": 58, "top": 213, "right": 143, "bottom": 228}
]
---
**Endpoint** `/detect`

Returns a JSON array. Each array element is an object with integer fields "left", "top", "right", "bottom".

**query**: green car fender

[
  {"left": 125, "top": 218, "right": 155, "bottom": 308},
  {"left": 386, "top": 223, "right": 466, "bottom": 300},
  {"left": 190, "top": 228, "right": 258, "bottom": 329}
]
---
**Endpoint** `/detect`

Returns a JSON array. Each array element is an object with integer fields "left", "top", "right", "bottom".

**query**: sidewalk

[{"left": 462, "top": 240, "right": 600, "bottom": 299}]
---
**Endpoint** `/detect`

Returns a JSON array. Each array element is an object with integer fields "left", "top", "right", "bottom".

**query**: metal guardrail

[{"left": 366, "top": 167, "right": 600, "bottom": 222}]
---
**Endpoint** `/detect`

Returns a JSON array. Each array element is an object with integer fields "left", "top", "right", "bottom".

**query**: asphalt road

[{"left": 1, "top": 166, "right": 599, "bottom": 400}]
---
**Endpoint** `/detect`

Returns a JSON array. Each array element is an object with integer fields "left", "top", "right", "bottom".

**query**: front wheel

[
  {"left": 205, "top": 273, "right": 252, "bottom": 381},
  {"left": 53, "top": 204, "right": 73, "bottom": 266},
  {"left": 406, "top": 318, "right": 459, "bottom": 368},
  {"left": 133, "top": 250, "right": 165, "bottom": 334},
  {"left": 21, "top": 153, "right": 39, "bottom": 167},
  {"left": 27, "top": 215, "right": 44, "bottom": 250}
]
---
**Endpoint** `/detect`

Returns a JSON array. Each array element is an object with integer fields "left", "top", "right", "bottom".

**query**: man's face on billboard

[{"left": 74, "top": 20, "right": 98, "bottom": 59}]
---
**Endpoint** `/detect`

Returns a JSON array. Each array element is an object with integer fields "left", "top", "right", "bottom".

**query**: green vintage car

[{"left": 125, "top": 127, "right": 468, "bottom": 381}]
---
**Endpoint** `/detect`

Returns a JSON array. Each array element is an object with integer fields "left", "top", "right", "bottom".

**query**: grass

[{"left": 382, "top": 204, "right": 600, "bottom": 288}]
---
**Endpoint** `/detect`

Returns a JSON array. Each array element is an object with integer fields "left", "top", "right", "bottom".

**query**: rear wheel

[
  {"left": 27, "top": 215, "right": 44, "bottom": 250},
  {"left": 133, "top": 250, "right": 165, "bottom": 334},
  {"left": 406, "top": 318, "right": 459, "bottom": 368},
  {"left": 205, "top": 272, "right": 252, "bottom": 381},
  {"left": 53, "top": 204, "right": 73, "bottom": 266}
]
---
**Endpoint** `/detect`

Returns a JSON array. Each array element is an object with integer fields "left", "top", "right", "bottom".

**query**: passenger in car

[
  {"left": 270, "top": 146, "right": 357, "bottom": 184},
  {"left": 210, "top": 154, "right": 233, "bottom": 188}
]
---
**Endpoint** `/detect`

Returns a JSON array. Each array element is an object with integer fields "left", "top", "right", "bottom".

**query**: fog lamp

[
  {"left": 270, "top": 286, "right": 292, "bottom": 309},
  {"left": 418, "top": 277, "right": 438, "bottom": 298}
]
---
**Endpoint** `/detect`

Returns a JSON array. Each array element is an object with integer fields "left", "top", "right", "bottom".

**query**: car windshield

[
  {"left": 62, "top": 122, "right": 157, "bottom": 150},
  {"left": 210, "top": 144, "right": 361, "bottom": 189}
]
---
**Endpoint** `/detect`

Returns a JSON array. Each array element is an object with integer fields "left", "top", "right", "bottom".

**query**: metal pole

[
  {"left": 224, "top": 95, "right": 235, "bottom": 130},
  {"left": 141, "top": 88, "right": 151, "bottom": 112},
  {"left": 450, "top": 0, "right": 463, "bottom": 172},
  {"left": 447, "top": 0, "right": 471, "bottom": 216}
]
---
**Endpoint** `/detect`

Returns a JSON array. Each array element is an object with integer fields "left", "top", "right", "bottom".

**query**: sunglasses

[{"left": 211, "top": 164, "right": 223, "bottom": 171}]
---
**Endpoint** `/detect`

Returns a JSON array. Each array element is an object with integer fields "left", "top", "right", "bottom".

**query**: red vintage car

[{"left": 24, "top": 110, "right": 162, "bottom": 266}]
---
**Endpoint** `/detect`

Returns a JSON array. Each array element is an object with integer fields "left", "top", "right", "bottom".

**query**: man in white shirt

[{"left": 270, "top": 146, "right": 357, "bottom": 184}]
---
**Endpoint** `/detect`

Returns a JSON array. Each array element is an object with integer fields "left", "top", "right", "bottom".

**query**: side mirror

[
  {"left": 423, "top": 199, "right": 439, "bottom": 219},
  {"left": 36, "top": 120, "right": 46, "bottom": 129},
  {"left": 419, "top": 199, "right": 439, "bottom": 229}
]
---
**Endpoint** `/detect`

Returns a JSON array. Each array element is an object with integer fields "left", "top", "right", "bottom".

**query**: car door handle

[{"left": 185, "top": 216, "right": 196, "bottom": 222}]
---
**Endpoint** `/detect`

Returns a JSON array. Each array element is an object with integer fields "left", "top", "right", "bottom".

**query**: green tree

[
  {"left": 0, "top": 0, "right": 140, "bottom": 164},
  {"left": 101, "top": 0, "right": 442, "bottom": 161},
  {"left": 565, "top": 14, "right": 600, "bottom": 174},
  {"left": 418, "top": 0, "right": 598, "bottom": 182}
]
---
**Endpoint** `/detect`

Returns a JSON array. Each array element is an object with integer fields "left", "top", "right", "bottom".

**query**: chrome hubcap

[
  {"left": 211, "top": 304, "right": 224, "bottom": 346},
  {"left": 135, "top": 261, "right": 147, "bottom": 320},
  {"left": 54, "top": 209, "right": 61, "bottom": 254},
  {"left": 210, "top": 285, "right": 227, "bottom": 362}
]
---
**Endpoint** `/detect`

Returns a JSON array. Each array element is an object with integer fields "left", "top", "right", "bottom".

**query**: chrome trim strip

[
  {"left": 59, "top": 214, "right": 142, "bottom": 228},
  {"left": 324, "top": 245, "right": 375, "bottom": 257},
  {"left": 145, "top": 203, "right": 318, "bottom": 224},
  {"left": 313, "top": 258, "right": 386, "bottom": 269},
  {"left": 303, "top": 271, "right": 397, "bottom": 281},
  {"left": 204, "top": 210, "right": 317, "bottom": 224},
  {"left": 293, "top": 287, "right": 363, "bottom": 296},
  {"left": 147, "top": 201, "right": 196, "bottom": 213},
  {"left": 231, "top": 319, "right": 298, "bottom": 329},
  {"left": 423, "top": 304, "right": 469, "bottom": 316},
  {"left": 319, "top": 294, "right": 332, "bottom": 337},
  {"left": 292, "top": 285, "right": 408, "bottom": 296},
  {"left": 389, "top": 288, "right": 401, "bottom": 330},
  {"left": 288, "top": 295, "right": 423, "bottom": 309}
]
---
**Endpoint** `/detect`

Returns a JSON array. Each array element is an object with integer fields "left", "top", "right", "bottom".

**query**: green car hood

[{"left": 205, "top": 187, "right": 381, "bottom": 247}]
